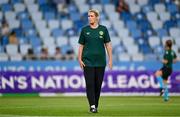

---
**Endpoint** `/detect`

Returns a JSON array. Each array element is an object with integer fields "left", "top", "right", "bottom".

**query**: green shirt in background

[
  {"left": 78, "top": 25, "right": 111, "bottom": 67},
  {"left": 163, "top": 49, "right": 177, "bottom": 68}
]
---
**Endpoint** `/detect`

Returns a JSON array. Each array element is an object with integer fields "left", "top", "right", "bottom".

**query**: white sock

[{"left": 91, "top": 105, "right": 95, "bottom": 108}]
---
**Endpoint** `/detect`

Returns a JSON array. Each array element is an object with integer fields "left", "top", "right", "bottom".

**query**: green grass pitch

[{"left": 0, "top": 96, "right": 180, "bottom": 117}]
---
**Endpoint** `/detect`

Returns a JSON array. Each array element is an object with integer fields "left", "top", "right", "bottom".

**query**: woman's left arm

[{"left": 105, "top": 42, "right": 112, "bottom": 70}]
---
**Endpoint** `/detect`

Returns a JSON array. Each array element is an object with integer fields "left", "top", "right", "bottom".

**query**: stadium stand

[{"left": 0, "top": 0, "right": 180, "bottom": 61}]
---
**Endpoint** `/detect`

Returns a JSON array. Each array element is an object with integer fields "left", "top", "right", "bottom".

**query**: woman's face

[{"left": 88, "top": 12, "right": 97, "bottom": 24}]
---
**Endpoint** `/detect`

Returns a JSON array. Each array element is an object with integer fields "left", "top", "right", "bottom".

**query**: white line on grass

[
  {"left": 0, "top": 103, "right": 180, "bottom": 110},
  {"left": 0, "top": 115, "right": 180, "bottom": 117}
]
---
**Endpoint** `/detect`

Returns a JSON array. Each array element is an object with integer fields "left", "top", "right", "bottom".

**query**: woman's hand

[
  {"left": 108, "top": 60, "right": 112, "bottom": 70},
  {"left": 162, "top": 59, "right": 168, "bottom": 64},
  {"left": 79, "top": 60, "right": 85, "bottom": 69}
]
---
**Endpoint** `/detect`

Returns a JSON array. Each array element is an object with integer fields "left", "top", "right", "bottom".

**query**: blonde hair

[{"left": 88, "top": 9, "right": 100, "bottom": 18}]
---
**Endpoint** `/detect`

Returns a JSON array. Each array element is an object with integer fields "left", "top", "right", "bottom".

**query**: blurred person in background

[
  {"left": 0, "top": 21, "right": 10, "bottom": 46},
  {"left": 8, "top": 31, "right": 18, "bottom": 44},
  {"left": 40, "top": 47, "right": 49, "bottom": 60},
  {"left": 115, "top": 0, "right": 129, "bottom": 13},
  {"left": 174, "top": 0, "right": 180, "bottom": 8},
  {"left": 78, "top": 9, "right": 112, "bottom": 113},
  {"left": 54, "top": 0, "right": 70, "bottom": 18},
  {"left": 25, "top": 48, "right": 36, "bottom": 60},
  {"left": 55, "top": 47, "right": 63, "bottom": 60},
  {"left": 65, "top": 47, "right": 75, "bottom": 60},
  {"left": 155, "top": 40, "right": 178, "bottom": 101}
]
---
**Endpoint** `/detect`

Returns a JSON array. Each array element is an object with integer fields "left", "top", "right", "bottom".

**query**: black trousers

[{"left": 83, "top": 66, "right": 105, "bottom": 108}]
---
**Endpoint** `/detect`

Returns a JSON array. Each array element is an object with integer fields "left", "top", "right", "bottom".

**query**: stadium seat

[
  {"left": 6, "top": 44, "right": 18, "bottom": 55},
  {"left": 146, "top": 12, "right": 158, "bottom": 22},
  {"left": 0, "top": 0, "right": 9, "bottom": 5},
  {"left": 74, "top": 0, "right": 86, "bottom": 5},
  {"left": 78, "top": 4, "right": 90, "bottom": 14},
  {"left": 156, "top": 28, "right": 168, "bottom": 38},
  {"left": 39, "top": 29, "right": 51, "bottom": 40},
  {"left": 14, "top": 3, "right": 25, "bottom": 13},
  {"left": 20, "top": 44, "right": 31, "bottom": 55},
  {"left": 125, "top": 0, "right": 136, "bottom": 5},
  {"left": 24, "top": 28, "right": 37, "bottom": 37},
  {"left": 17, "top": 11, "right": 30, "bottom": 20},
  {"left": 107, "top": 12, "right": 120, "bottom": 22},
  {"left": 8, "top": 19, "right": 20, "bottom": 29},
  {"left": 154, "top": 3, "right": 166, "bottom": 14},
  {"left": 151, "top": 20, "right": 163, "bottom": 30},
  {"left": 0, "top": 53, "right": 9, "bottom": 61},
  {"left": 47, "top": 45, "right": 56, "bottom": 56},
  {"left": 139, "top": 43, "right": 151, "bottom": 54},
  {"left": 27, "top": 4, "right": 39, "bottom": 13},
  {"left": 153, "top": 45, "right": 164, "bottom": 55},
  {"left": 48, "top": 19, "right": 60, "bottom": 30},
  {"left": 111, "top": 36, "right": 121, "bottom": 48},
  {"left": 56, "top": 36, "right": 68, "bottom": 47},
  {"left": 31, "top": 12, "right": 43, "bottom": 22},
  {"left": 177, "top": 19, "right": 180, "bottom": 28},
  {"left": 144, "top": 53, "right": 157, "bottom": 61},
  {"left": 122, "top": 37, "right": 134, "bottom": 47},
  {"left": 42, "top": 37, "right": 55, "bottom": 47},
  {"left": 61, "top": 20, "right": 73, "bottom": 30},
  {"left": 1, "top": 3, "right": 13, "bottom": 12},
  {"left": 118, "top": 53, "right": 131, "bottom": 61},
  {"left": 101, "top": 0, "right": 110, "bottom": 4},
  {"left": 104, "top": 4, "right": 115, "bottom": 14},
  {"left": 142, "top": 4, "right": 153, "bottom": 13},
  {"left": 12, "top": 0, "right": 23, "bottom": 4},
  {"left": 9, "top": 54, "right": 22, "bottom": 61},
  {"left": 37, "top": 0, "right": 48, "bottom": 5},
  {"left": 24, "top": 0, "right": 35, "bottom": 5},
  {"left": 169, "top": 27, "right": 180, "bottom": 38},
  {"left": 129, "top": 4, "right": 141, "bottom": 14},
  {"left": 126, "top": 44, "right": 139, "bottom": 55},
  {"left": 101, "top": 20, "right": 112, "bottom": 29},
  {"left": 148, "top": 36, "right": 161, "bottom": 48},
  {"left": 69, "top": 36, "right": 79, "bottom": 55},
  {"left": 117, "top": 28, "right": 129, "bottom": 38},
  {"left": 44, "top": 11, "right": 55, "bottom": 21},
  {"left": 163, "top": 20, "right": 177, "bottom": 30},
  {"left": 18, "top": 36, "right": 28, "bottom": 44},
  {"left": 159, "top": 12, "right": 170, "bottom": 22},
  {"left": 0, "top": 12, "right": 2, "bottom": 21},
  {"left": 29, "top": 37, "right": 41, "bottom": 48},
  {"left": 70, "top": 12, "right": 80, "bottom": 22},
  {"left": 0, "top": 45, "right": 5, "bottom": 53},
  {"left": 91, "top": 4, "right": 103, "bottom": 13},
  {"left": 175, "top": 37, "right": 180, "bottom": 47},
  {"left": 132, "top": 53, "right": 144, "bottom": 61},
  {"left": 113, "top": 20, "right": 125, "bottom": 31},
  {"left": 137, "top": 0, "right": 148, "bottom": 6},
  {"left": 130, "top": 29, "right": 142, "bottom": 39},
  {"left": 121, "top": 11, "right": 132, "bottom": 21},
  {"left": 138, "top": 19, "right": 151, "bottom": 32},
  {"left": 21, "top": 19, "right": 33, "bottom": 29},
  {"left": 5, "top": 11, "right": 16, "bottom": 21},
  {"left": 126, "top": 20, "right": 137, "bottom": 30},
  {"left": 61, "top": 44, "right": 73, "bottom": 55},
  {"left": 167, "top": 3, "right": 178, "bottom": 14},
  {"left": 172, "top": 45, "right": 179, "bottom": 54},
  {"left": 51, "top": 28, "right": 64, "bottom": 39},
  {"left": 113, "top": 44, "right": 126, "bottom": 55}
]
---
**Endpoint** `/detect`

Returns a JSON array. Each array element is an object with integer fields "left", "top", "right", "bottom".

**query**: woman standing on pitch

[
  {"left": 155, "top": 39, "right": 177, "bottom": 101},
  {"left": 78, "top": 9, "right": 112, "bottom": 113}
]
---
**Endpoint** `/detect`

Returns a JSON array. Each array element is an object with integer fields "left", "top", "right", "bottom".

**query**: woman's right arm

[{"left": 78, "top": 44, "right": 85, "bottom": 69}]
